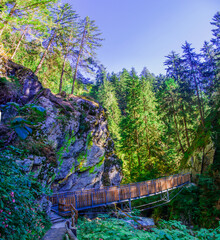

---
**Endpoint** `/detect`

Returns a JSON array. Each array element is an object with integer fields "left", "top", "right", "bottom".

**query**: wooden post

[
  {"left": 154, "top": 180, "right": 157, "bottom": 194},
  {"left": 105, "top": 188, "right": 108, "bottom": 204},
  {"left": 129, "top": 184, "right": 131, "bottom": 199},
  {"left": 91, "top": 192, "right": 93, "bottom": 207},
  {"left": 57, "top": 194, "right": 59, "bottom": 212},
  {"left": 121, "top": 202, "right": 123, "bottom": 210},
  {"left": 138, "top": 183, "right": 140, "bottom": 198},
  {"left": 129, "top": 199, "right": 132, "bottom": 212},
  {"left": 129, "top": 184, "right": 131, "bottom": 211},
  {"left": 147, "top": 183, "right": 149, "bottom": 195},
  {"left": 75, "top": 194, "right": 77, "bottom": 209},
  {"left": 118, "top": 186, "right": 120, "bottom": 202}
]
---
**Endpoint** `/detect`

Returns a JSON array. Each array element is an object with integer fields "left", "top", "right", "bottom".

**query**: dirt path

[
  {"left": 41, "top": 212, "right": 67, "bottom": 240},
  {"left": 42, "top": 227, "right": 66, "bottom": 240}
]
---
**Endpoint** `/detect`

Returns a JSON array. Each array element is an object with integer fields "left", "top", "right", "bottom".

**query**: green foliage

[
  {"left": 167, "top": 174, "right": 220, "bottom": 228},
  {"left": 89, "top": 165, "right": 96, "bottom": 174},
  {"left": 97, "top": 155, "right": 105, "bottom": 167},
  {"left": 86, "top": 131, "right": 93, "bottom": 150},
  {"left": 0, "top": 147, "right": 51, "bottom": 239},
  {"left": 1, "top": 102, "right": 46, "bottom": 140},
  {"left": 97, "top": 79, "right": 122, "bottom": 148},
  {"left": 77, "top": 215, "right": 220, "bottom": 240},
  {"left": 71, "top": 16, "right": 103, "bottom": 93},
  {"left": 11, "top": 117, "right": 33, "bottom": 139},
  {"left": 57, "top": 131, "right": 76, "bottom": 167},
  {"left": 1, "top": 0, "right": 102, "bottom": 94}
]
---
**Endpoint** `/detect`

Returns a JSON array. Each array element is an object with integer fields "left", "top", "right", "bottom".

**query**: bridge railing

[{"left": 48, "top": 173, "right": 191, "bottom": 212}]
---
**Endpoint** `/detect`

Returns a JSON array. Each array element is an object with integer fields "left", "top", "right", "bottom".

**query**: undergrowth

[
  {"left": 167, "top": 173, "right": 220, "bottom": 228},
  {"left": 77, "top": 214, "right": 220, "bottom": 240},
  {"left": 0, "top": 147, "right": 51, "bottom": 240}
]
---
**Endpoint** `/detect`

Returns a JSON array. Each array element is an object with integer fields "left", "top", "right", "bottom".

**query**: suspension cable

[
  {"left": 134, "top": 199, "right": 165, "bottom": 208},
  {"left": 134, "top": 186, "right": 185, "bottom": 212}
]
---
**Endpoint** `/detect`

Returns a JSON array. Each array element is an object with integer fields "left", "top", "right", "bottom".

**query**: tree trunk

[
  {"left": 11, "top": 27, "right": 28, "bottom": 60},
  {"left": 21, "top": 0, "right": 52, "bottom": 11},
  {"left": 129, "top": 154, "right": 132, "bottom": 181},
  {"left": 143, "top": 97, "right": 151, "bottom": 157},
  {"left": 200, "top": 147, "right": 205, "bottom": 174},
  {"left": 34, "top": 32, "right": 56, "bottom": 75},
  {"left": 133, "top": 106, "right": 141, "bottom": 169},
  {"left": 171, "top": 96, "right": 185, "bottom": 155},
  {"left": 144, "top": 115, "right": 151, "bottom": 157},
  {"left": 173, "top": 111, "right": 185, "bottom": 154},
  {"left": 71, "top": 53, "right": 80, "bottom": 94},
  {"left": 59, "top": 55, "right": 67, "bottom": 93},
  {"left": 181, "top": 104, "right": 190, "bottom": 148},
  {"left": 190, "top": 66, "right": 205, "bottom": 127},
  {"left": 136, "top": 130, "right": 141, "bottom": 169},
  {"left": 71, "top": 23, "right": 87, "bottom": 94},
  {"left": 0, "top": 3, "right": 17, "bottom": 37}
]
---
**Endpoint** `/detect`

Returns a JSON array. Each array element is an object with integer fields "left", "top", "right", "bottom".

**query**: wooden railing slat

[{"left": 49, "top": 173, "right": 191, "bottom": 212}]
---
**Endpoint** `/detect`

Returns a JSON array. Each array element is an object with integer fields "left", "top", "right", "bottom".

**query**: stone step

[
  {"left": 51, "top": 219, "right": 66, "bottom": 224},
  {"left": 50, "top": 216, "right": 64, "bottom": 221},
  {"left": 41, "top": 212, "right": 67, "bottom": 240},
  {"left": 50, "top": 217, "right": 62, "bottom": 221},
  {"left": 49, "top": 211, "right": 66, "bottom": 225}
]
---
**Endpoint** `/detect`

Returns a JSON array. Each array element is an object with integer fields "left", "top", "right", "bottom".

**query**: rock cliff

[{"left": 0, "top": 59, "right": 122, "bottom": 195}]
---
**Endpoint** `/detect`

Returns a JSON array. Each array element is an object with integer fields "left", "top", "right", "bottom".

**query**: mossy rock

[{"left": 86, "top": 131, "right": 93, "bottom": 150}]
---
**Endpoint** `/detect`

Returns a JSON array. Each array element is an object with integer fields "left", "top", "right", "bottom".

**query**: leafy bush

[
  {"left": 77, "top": 215, "right": 220, "bottom": 240},
  {"left": 1, "top": 102, "right": 46, "bottom": 140},
  {"left": 0, "top": 148, "right": 51, "bottom": 239},
  {"left": 167, "top": 174, "right": 220, "bottom": 228},
  {"left": 11, "top": 117, "right": 33, "bottom": 140}
]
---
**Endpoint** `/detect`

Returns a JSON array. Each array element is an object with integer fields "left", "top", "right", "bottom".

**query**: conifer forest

[{"left": 0, "top": 1, "right": 219, "bottom": 239}]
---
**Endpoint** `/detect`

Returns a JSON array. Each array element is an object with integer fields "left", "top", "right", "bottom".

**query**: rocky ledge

[{"left": 0, "top": 59, "right": 122, "bottom": 196}]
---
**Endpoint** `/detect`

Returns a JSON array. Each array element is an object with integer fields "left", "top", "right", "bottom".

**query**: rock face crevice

[{"left": 0, "top": 59, "right": 122, "bottom": 195}]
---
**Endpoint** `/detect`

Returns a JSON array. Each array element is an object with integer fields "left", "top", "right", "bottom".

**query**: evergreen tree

[
  {"left": 165, "top": 51, "right": 195, "bottom": 149},
  {"left": 120, "top": 70, "right": 142, "bottom": 181},
  {"left": 200, "top": 41, "right": 217, "bottom": 99},
  {"left": 0, "top": 0, "right": 57, "bottom": 37},
  {"left": 9, "top": 6, "right": 53, "bottom": 60},
  {"left": 182, "top": 42, "right": 205, "bottom": 127},
  {"left": 34, "top": 3, "right": 78, "bottom": 75},
  {"left": 97, "top": 79, "right": 121, "bottom": 146},
  {"left": 115, "top": 68, "right": 131, "bottom": 114},
  {"left": 58, "top": 28, "right": 77, "bottom": 93},
  {"left": 210, "top": 12, "right": 220, "bottom": 95},
  {"left": 71, "top": 16, "right": 103, "bottom": 94}
]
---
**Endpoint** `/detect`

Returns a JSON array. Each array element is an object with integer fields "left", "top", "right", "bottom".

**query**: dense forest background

[
  {"left": 0, "top": 0, "right": 220, "bottom": 237},
  {"left": 0, "top": 0, "right": 219, "bottom": 182}
]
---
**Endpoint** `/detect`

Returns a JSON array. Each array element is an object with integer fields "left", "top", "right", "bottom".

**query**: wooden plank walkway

[{"left": 49, "top": 173, "right": 190, "bottom": 216}]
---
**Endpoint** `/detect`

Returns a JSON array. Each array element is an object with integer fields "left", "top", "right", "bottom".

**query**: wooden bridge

[{"left": 49, "top": 173, "right": 191, "bottom": 216}]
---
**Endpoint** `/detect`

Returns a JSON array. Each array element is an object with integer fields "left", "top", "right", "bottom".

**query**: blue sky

[{"left": 62, "top": 0, "right": 219, "bottom": 75}]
